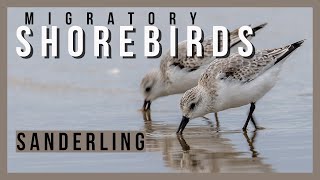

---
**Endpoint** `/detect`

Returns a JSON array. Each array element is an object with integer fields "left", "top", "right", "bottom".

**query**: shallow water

[{"left": 7, "top": 8, "right": 312, "bottom": 173}]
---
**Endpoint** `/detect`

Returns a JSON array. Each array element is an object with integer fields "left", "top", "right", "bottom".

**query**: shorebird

[
  {"left": 141, "top": 23, "right": 268, "bottom": 111},
  {"left": 177, "top": 40, "right": 305, "bottom": 134}
]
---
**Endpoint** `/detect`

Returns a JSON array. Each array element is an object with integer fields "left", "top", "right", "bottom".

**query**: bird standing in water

[{"left": 177, "top": 40, "right": 305, "bottom": 134}]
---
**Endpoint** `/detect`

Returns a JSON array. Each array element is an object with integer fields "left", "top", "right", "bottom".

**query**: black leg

[
  {"left": 214, "top": 112, "right": 220, "bottom": 132},
  {"left": 242, "top": 102, "right": 255, "bottom": 131},
  {"left": 250, "top": 115, "right": 258, "bottom": 129}
]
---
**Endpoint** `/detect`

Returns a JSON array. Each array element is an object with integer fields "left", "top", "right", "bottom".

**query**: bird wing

[
  {"left": 160, "top": 23, "right": 268, "bottom": 83},
  {"left": 199, "top": 40, "right": 304, "bottom": 87},
  {"left": 160, "top": 39, "right": 215, "bottom": 83}
]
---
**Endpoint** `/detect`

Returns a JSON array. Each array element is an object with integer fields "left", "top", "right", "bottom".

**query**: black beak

[
  {"left": 176, "top": 116, "right": 190, "bottom": 134},
  {"left": 143, "top": 100, "right": 151, "bottom": 111}
]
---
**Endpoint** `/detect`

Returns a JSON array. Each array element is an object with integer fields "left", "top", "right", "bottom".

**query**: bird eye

[
  {"left": 146, "top": 87, "right": 151, "bottom": 92},
  {"left": 190, "top": 103, "right": 196, "bottom": 110}
]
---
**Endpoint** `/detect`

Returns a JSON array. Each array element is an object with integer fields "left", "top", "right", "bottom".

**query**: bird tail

[
  {"left": 251, "top": 22, "right": 268, "bottom": 35},
  {"left": 230, "top": 22, "right": 268, "bottom": 37},
  {"left": 274, "top": 39, "right": 305, "bottom": 65},
  {"left": 229, "top": 22, "right": 267, "bottom": 49}
]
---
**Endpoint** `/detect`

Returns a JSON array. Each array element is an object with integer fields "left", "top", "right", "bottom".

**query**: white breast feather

[{"left": 215, "top": 65, "right": 282, "bottom": 111}]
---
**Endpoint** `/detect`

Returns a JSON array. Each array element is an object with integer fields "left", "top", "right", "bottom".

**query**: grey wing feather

[
  {"left": 160, "top": 39, "right": 215, "bottom": 82},
  {"left": 199, "top": 44, "right": 297, "bottom": 87},
  {"left": 160, "top": 23, "right": 269, "bottom": 82},
  {"left": 160, "top": 33, "right": 244, "bottom": 81}
]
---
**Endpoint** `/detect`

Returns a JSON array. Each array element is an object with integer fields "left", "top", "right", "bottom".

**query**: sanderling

[
  {"left": 177, "top": 40, "right": 305, "bottom": 134},
  {"left": 141, "top": 23, "right": 268, "bottom": 111}
]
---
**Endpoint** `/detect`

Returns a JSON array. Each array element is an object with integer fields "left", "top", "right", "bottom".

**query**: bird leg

[
  {"left": 242, "top": 102, "right": 255, "bottom": 131},
  {"left": 250, "top": 115, "right": 258, "bottom": 129},
  {"left": 252, "top": 115, "right": 265, "bottom": 131},
  {"left": 214, "top": 112, "right": 220, "bottom": 131}
]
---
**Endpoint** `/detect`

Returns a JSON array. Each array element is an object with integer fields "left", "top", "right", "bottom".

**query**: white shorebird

[
  {"left": 177, "top": 40, "right": 305, "bottom": 134},
  {"left": 141, "top": 23, "right": 268, "bottom": 111}
]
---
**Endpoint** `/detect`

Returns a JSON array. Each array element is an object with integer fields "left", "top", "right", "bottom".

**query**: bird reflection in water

[
  {"left": 140, "top": 110, "right": 272, "bottom": 173},
  {"left": 243, "top": 130, "right": 259, "bottom": 158},
  {"left": 143, "top": 111, "right": 272, "bottom": 173},
  {"left": 142, "top": 110, "right": 152, "bottom": 121}
]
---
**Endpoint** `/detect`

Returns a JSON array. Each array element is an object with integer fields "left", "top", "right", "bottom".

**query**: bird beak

[
  {"left": 176, "top": 116, "right": 190, "bottom": 134},
  {"left": 143, "top": 100, "right": 151, "bottom": 111}
]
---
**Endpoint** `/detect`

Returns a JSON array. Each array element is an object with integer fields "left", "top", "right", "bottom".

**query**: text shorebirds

[
  {"left": 177, "top": 40, "right": 305, "bottom": 134},
  {"left": 140, "top": 23, "right": 268, "bottom": 111}
]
